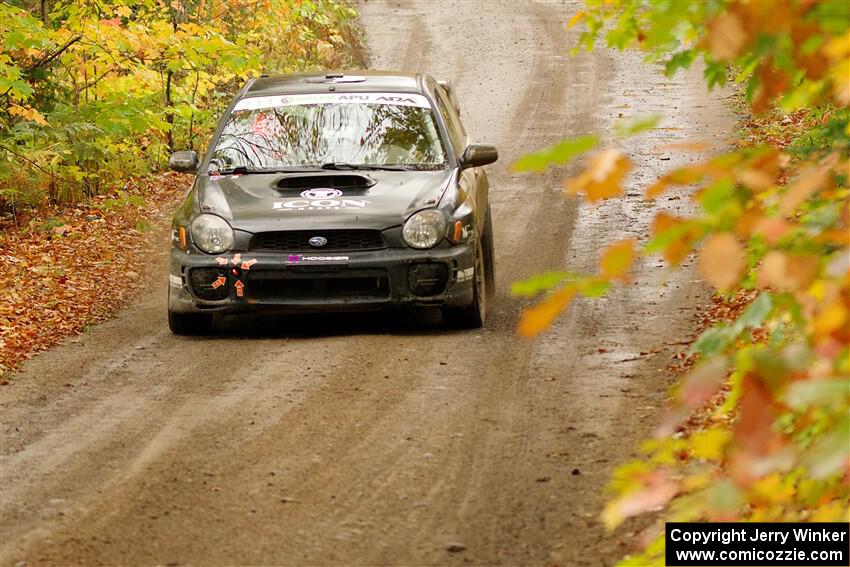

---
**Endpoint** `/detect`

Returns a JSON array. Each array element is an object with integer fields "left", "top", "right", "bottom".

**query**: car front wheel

[
  {"left": 168, "top": 310, "right": 213, "bottom": 336},
  {"left": 443, "top": 235, "right": 487, "bottom": 329}
]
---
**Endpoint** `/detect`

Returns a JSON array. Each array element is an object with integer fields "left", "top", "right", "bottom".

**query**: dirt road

[{"left": 1, "top": 1, "right": 734, "bottom": 565}]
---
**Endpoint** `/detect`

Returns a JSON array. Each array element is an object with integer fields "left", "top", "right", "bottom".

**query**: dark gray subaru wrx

[{"left": 167, "top": 71, "right": 498, "bottom": 335}]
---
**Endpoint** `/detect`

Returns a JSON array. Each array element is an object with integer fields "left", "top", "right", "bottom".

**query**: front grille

[
  {"left": 250, "top": 230, "right": 385, "bottom": 252},
  {"left": 247, "top": 269, "right": 390, "bottom": 301}
]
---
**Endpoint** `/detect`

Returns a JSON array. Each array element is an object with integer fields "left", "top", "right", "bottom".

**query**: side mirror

[
  {"left": 169, "top": 150, "right": 198, "bottom": 173},
  {"left": 459, "top": 145, "right": 498, "bottom": 169}
]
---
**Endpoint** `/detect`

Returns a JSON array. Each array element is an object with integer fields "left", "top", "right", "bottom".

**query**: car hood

[{"left": 196, "top": 170, "right": 454, "bottom": 233}]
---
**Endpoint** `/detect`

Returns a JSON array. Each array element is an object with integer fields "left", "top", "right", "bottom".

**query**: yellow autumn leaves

[
  {"left": 8, "top": 104, "right": 48, "bottom": 126},
  {"left": 517, "top": 285, "right": 579, "bottom": 338},
  {"left": 699, "top": 233, "right": 746, "bottom": 292},
  {"left": 516, "top": 241, "right": 636, "bottom": 338},
  {"left": 546, "top": 0, "right": 850, "bottom": 553},
  {"left": 599, "top": 239, "right": 635, "bottom": 282},
  {"left": 514, "top": 142, "right": 848, "bottom": 338},
  {"left": 825, "top": 30, "right": 850, "bottom": 107},
  {"left": 704, "top": 2, "right": 850, "bottom": 113},
  {"left": 516, "top": 237, "right": 637, "bottom": 337},
  {"left": 565, "top": 148, "right": 631, "bottom": 202}
]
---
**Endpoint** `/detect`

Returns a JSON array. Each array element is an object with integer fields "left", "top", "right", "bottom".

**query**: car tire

[
  {"left": 168, "top": 310, "right": 213, "bottom": 335},
  {"left": 482, "top": 204, "right": 495, "bottom": 297},
  {"left": 443, "top": 235, "right": 487, "bottom": 329}
]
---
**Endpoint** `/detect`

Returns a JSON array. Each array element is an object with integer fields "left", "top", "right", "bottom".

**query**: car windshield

[{"left": 209, "top": 92, "right": 448, "bottom": 172}]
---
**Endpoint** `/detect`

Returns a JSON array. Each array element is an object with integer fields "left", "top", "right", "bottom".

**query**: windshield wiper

[
  {"left": 214, "top": 165, "right": 323, "bottom": 175},
  {"left": 213, "top": 163, "right": 416, "bottom": 175},
  {"left": 320, "top": 162, "right": 409, "bottom": 171},
  {"left": 214, "top": 165, "right": 251, "bottom": 175}
]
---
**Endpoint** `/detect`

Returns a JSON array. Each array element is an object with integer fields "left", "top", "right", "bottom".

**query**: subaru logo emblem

[
  {"left": 308, "top": 236, "right": 328, "bottom": 248},
  {"left": 301, "top": 188, "right": 342, "bottom": 199}
]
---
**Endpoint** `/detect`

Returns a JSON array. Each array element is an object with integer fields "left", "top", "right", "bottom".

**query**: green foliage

[
  {"left": 511, "top": 134, "right": 599, "bottom": 173},
  {"left": 0, "top": 0, "right": 364, "bottom": 212},
  {"left": 577, "top": 0, "right": 850, "bottom": 113},
  {"left": 692, "top": 293, "right": 773, "bottom": 357},
  {"left": 511, "top": 271, "right": 574, "bottom": 297},
  {"left": 102, "top": 190, "right": 146, "bottom": 212},
  {"left": 613, "top": 115, "right": 660, "bottom": 138}
]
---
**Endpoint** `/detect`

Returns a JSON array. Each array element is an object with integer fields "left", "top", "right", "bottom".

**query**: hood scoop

[{"left": 273, "top": 172, "right": 376, "bottom": 192}]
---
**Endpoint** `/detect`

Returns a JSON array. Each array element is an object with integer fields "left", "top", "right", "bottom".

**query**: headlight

[
  {"left": 190, "top": 214, "right": 234, "bottom": 254},
  {"left": 403, "top": 209, "right": 448, "bottom": 249}
]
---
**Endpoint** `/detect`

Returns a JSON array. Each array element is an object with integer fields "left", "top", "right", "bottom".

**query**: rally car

[{"left": 167, "top": 71, "right": 498, "bottom": 334}]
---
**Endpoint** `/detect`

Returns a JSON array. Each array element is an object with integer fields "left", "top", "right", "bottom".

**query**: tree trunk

[
  {"left": 165, "top": 70, "right": 174, "bottom": 153},
  {"left": 164, "top": 1, "right": 183, "bottom": 154}
]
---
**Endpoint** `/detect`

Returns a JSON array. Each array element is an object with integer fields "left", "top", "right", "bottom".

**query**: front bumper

[{"left": 168, "top": 243, "right": 475, "bottom": 314}]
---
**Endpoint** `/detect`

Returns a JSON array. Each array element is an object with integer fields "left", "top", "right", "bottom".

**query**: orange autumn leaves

[
  {"left": 600, "top": 238, "right": 635, "bottom": 282},
  {"left": 699, "top": 233, "right": 746, "bottom": 292},
  {"left": 514, "top": 144, "right": 637, "bottom": 337},
  {"left": 546, "top": 0, "right": 850, "bottom": 550},
  {"left": 517, "top": 238, "right": 635, "bottom": 338},
  {"left": 651, "top": 212, "right": 699, "bottom": 266},
  {"left": 565, "top": 148, "right": 631, "bottom": 202},
  {"left": 515, "top": 144, "right": 847, "bottom": 338},
  {"left": 704, "top": 1, "right": 850, "bottom": 113},
  {"left": 512, "top": 0, "right": 850, "bottom": 341},
  {"left": 517, "top": 285, "right": 579, "bottom": 338}
]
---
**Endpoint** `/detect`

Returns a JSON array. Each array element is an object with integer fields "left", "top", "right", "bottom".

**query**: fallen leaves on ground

[{"left": 0, "top": 172, "right": 190, "bottom": 378}]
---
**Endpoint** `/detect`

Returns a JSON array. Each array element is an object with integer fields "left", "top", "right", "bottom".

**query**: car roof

[{"left": 243, "top": 71, "right": 428, "bottom": 97}]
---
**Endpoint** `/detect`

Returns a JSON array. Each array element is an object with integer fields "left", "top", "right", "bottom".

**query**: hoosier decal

[
  {"left": 233, "top": 92, "right": 431, "bottom": 112},
  {"left": 286, "top": 254, "right": 350, "bottom": 264}
]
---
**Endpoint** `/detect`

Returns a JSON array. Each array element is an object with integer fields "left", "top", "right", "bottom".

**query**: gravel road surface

[{"left": 1, "top": 1, "right": 733, "bottom": 565}]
